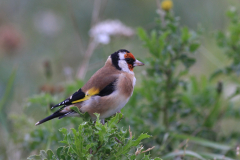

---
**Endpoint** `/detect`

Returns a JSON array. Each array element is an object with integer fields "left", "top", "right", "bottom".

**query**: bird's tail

[{"left": 35, "top": 110, "right": 66, "bottom": 126}]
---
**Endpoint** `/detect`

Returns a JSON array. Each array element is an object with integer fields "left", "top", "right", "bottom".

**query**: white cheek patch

[
  {"left": 118, "top": 60, "right": 131, "bottom": 73},
  {"left": 118, "top": 60, "right": 134, "bottom": 74},
  {"left": 118, "top": 52, "right": 125, "bottom": 60}
]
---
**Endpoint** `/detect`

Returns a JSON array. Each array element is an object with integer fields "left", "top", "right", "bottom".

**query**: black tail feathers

[{"left": 35, "top": 111, "right": 65, "bottom": 126}]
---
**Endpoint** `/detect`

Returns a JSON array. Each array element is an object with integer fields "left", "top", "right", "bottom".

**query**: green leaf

[
  {"left": 179, "top": 55, "right": 196, "bottom": 68},
  {"left": 189, "top": 43, "right": 200, "bottom": 52},
  {"left": 114, "top": 133, "right": 151, "bottom": 157},
  {"left": 59, "top": 128, "right": 68, "bottom": 144},
  {"left": 46, "top": 150, "right": 55, "bottom": 159},
  {"left": 137, "top": 27, "right": 148, "bottom": 41},
  {"left": 203, "top": 96, "right": 221, "bottom": 128},
  {"left": 162, "top": 150, "right": 205, "bottom": 160},
  {"left": 108, "top": 113, "right": 123, "bottom": 128},
  {"left": 0, "top": 69, "right": 16, "bottom": 111},
  {"left": 70, "top": 106, "right": 82, "bottom": 115},
  {"left": 70, "top": 106, "right": 91, "bottom": 121},
  {"left": 59, "top": 128, "right": 68, "bottom": 135},
  {"left": 158, "top": 31, "right": 170, "bottom": 56},
  {"left": 0, "top": 69, "right": 16, "bottom": 134},
  {"left": 56, "top": 146, "right": 64, "bottom": 158},
  {"left": 181, "top": 27, "right": 190, "bottom": 43}
]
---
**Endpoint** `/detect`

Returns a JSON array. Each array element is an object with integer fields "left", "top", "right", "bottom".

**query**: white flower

[{"left": 89, "top": 19, "right": 134, "bottom": 44}]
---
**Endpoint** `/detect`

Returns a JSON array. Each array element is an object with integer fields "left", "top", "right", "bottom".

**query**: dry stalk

[{"left": 129, "top": 126, "right": 132, "bottom": 139}]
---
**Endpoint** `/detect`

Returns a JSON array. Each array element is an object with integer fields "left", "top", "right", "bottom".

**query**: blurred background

[{"left": 1, "top": 0, "right": 240, "bottom": 159}]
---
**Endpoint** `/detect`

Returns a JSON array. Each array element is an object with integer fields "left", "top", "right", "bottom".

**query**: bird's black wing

[
  {"left": 98, "top": 80, "right": 117, "bottom": 97},
  {"left": 37, "top": 80, "right": 117, "bottom": 125},
  {"left": 51, "top": 89, "right": 85, "bottom": 109},
  {"left": 51, "top": 79, "right": 117, "bottom": 109}
]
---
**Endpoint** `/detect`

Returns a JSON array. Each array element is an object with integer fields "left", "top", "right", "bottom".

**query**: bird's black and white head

[{"left": 109, "top": 49, "right": 144, "bottom": 74}]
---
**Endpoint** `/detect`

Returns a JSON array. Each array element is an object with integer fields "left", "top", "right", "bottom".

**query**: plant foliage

[{"left": 28, "top": 113, "right": 161, "bottom": 160}]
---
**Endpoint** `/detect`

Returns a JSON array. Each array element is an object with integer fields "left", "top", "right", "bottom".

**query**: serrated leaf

[
  {"left": 59, "top": 128, "right": 68, "bottom": 144},
  {"left": 40, "top": 150, "right": 48, "bottom": 159},
  {"left": 114, "top": 133, "right": 151, "bottom": 157},
  {"left": 70, "top": 106, "right": 82, "bottom": 115},
  {"left": 108, "top": 113, "right": 123, "bottom": 128},
  {"left": 46, "top": 150, "right": 55, "bottom": 159},
  {"left": 59, "top": 128, "right": 68, "bottom": 135},
  {"left": 56, "top": 146, "right": 64, "bottom": 158}
]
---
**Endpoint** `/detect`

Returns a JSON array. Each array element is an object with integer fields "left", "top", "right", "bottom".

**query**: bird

[{"left": 35, "top": 49, "right": 144, "bottom": 126}]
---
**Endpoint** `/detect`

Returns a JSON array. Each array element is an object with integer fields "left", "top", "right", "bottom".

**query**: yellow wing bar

[{"left": 72, "top": 87, "right": 99, "bottom": 104}]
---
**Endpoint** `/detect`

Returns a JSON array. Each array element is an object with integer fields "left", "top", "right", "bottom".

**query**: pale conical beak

[{"left": 134, "top": 59, "right": 144, "bottom": 66}]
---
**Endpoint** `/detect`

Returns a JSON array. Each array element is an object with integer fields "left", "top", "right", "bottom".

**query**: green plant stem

[
  {"left": 0, "top": 69, "right": 16, "bottom": 134},
  {"left": 46, "top": 108, "right": 53, "bottom": 150},
  {"left": 202, "top": 93, "right": 221, "bottom": 128},
  {"left": 163, "top": 69, "right": 172, "bottom": 130}
]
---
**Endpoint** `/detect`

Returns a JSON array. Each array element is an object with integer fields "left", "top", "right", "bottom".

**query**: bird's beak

[{"left": 134, "top": 59, "right": 144, "bottom": 66}]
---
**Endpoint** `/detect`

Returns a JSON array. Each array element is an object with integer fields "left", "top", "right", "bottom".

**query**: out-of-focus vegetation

[{"left": 1, "top": 0, "right": 240, "bottom": 159}]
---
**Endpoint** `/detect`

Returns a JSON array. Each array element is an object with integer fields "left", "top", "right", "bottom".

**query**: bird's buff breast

[
  {"left": 99, "top": 91, "right": 130, "bottom": 119},
  {"left": 81, "top": 74, "right": 135, "bottom": 120}
]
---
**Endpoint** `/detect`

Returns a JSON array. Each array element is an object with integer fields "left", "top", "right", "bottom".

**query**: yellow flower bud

[{"left": 161, "top": 0, "right": 173, "bottom": 11}]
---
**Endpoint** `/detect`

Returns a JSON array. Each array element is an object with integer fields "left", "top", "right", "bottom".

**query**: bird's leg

[{"left": 100, "top": 119, "right": 105, "bottom": 125}]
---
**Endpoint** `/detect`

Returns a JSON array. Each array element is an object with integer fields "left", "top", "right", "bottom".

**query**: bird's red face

[
  {"left": 124, "top": 52, "right": 135, "bottom": 71},
  {"left": 110, "top": 49, "right": 144, "bottom": 72},
  {"left": 124, "top": 52, "right": 144, "bottom": 71}
]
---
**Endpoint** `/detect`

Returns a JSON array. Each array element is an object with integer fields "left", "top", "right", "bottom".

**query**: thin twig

[
  {"left": 115, "top": 137, "right": 123, "bottom": 145},
  {"left": 135, "top": 145, "right": 143, "bottom": 155},
  {"left": 76, "top": 39, "right": 98, "bottom": 79},
  {"left": 142, "top": 146, "right": 155, "bottom": 153},
  {"left": 93, "top": 144, "right": 103, "bottom": 155},
  {"left": 183, "top": 139, "right": 189, "bottom": 158},
  {"left": 129, "top": 126, "right": 132, "bottom": 139}
]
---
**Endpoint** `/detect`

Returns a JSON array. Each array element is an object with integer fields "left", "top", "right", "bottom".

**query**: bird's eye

[{"left": 125, "top": 58, "right": 133, "bottom": 63}]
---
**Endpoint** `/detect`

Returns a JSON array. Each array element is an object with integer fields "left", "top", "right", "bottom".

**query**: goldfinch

[{"left": 35, "top": 49, "right": 144, "bottom": 125}]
